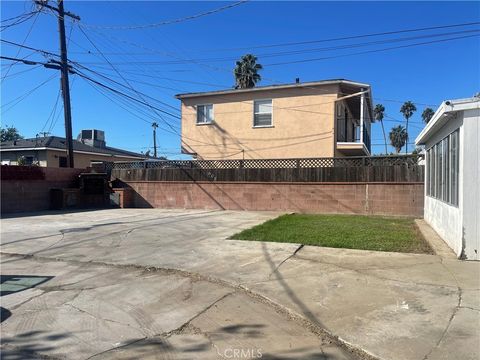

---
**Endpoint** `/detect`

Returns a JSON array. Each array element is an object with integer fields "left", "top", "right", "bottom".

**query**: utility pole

[
  {"left": 152, "top": 122, "right": 158, "bottom": 158},
  {"left": 35, "top": 0, "right": 79, "bottom": 168}
]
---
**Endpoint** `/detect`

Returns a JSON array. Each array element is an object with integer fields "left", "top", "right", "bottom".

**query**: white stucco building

[{"left": 416, "top": 96, "right": 479, "bottom": 260}]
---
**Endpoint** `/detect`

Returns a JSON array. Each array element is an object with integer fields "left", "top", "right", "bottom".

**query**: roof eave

[
  {"left": 175, "top": 80, "right": 370, "bottom": 100},
  {"left": 415, "top": 98, "right": 480, "bottom": 145}
]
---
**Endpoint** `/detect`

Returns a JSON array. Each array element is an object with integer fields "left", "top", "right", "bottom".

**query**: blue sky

[{"left": 1, "top": 1, "right": 479, "bottom": 157}]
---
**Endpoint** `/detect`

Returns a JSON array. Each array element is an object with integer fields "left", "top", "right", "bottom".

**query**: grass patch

[{"left": 230, "top": 214, "right": 432, "bottom": 254}]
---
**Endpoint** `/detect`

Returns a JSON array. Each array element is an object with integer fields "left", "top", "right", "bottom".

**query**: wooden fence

[
  {"left": 110, "top": 155, "right": 424, "bottom": 183},
  {"left": 107, "top": 154, "right": 422, "bottom": 170}
]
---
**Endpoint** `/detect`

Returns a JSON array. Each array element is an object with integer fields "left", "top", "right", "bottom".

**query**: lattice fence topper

[{"left": 109, "top": 155, "right": 424, "bottom": 170}]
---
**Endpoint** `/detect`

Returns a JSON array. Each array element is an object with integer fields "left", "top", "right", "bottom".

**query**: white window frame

[
  {"left": 253, "top": 99, "right": 273, "bottom": 128},
  {"left": 426, "top": 129, "right": 459, "bottom": 207},
  {"left": 196, "top": 104, "right": 214, "bottom": 125}
]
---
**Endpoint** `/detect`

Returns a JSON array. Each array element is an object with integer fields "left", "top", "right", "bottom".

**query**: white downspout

[{"left": 360, "top": 88, "right": 365, "bottom": 144}]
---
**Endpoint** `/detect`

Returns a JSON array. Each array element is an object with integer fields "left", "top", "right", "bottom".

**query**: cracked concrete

[{"left": 1, "top": 208, "right": 479, "bottom": 360}]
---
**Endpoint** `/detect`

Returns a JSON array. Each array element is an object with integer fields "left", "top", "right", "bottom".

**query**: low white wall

[{"left": 424, "top": 196, "right": 463, "bottom": 256}]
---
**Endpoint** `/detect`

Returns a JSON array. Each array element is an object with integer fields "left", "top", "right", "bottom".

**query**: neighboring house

[
  {"left": 0, "top": 129, "right": 146, "bottom": 168},
  {"left": 176, "top": 79, "right": 374, "bottom": 160},
  {"left": 415, "top": 96, "right": 479, "bottom": 260}
]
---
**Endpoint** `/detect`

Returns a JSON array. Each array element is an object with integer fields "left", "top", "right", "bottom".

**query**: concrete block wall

[
  {"left": 1, "top": 166, "right": 84, "bottom": 214},
  {"left": 120, "top": 181, "right": 424, "bottom": 217}
]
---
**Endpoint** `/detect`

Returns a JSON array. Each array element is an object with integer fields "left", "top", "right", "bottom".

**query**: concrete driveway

[{"left": 1, "top": 209, "right": 479, "bottom": 360}]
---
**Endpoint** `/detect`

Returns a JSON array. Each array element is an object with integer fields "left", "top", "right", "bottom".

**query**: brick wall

[
  {"left": 119, "top": 181, "right": 424, "bottom": 217},
  {"left": 1, "top": 166, "right": 84, "bottom": 214}
]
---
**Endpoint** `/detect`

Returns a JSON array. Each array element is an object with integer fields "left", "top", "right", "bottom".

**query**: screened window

[
  {"left": 253, "top": 99, "right": 272, "bottom": 127},
  {"left": 426, "top": 148, "right": 431, "bottom": 196},
  {"left": 426, "top": 129, "right": 459, "bottom": 206},
  {"left": 443, "top": 137, "right": 450, "bottom": 202},
  {"left": 196, "top": 104, "right": 213, "bottom": 124},
  {"left": 450, "top": 130, "right": 459, "bottom": 206},
  {"left": 431, "top": 146, "right": 436, "bottom": 197}
]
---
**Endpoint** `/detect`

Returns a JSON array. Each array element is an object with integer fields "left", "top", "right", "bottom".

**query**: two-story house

[{"left": 176, "top": 79, "right": 374, "bottom": 160}]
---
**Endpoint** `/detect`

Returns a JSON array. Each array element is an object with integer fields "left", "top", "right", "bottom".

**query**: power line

[
  {"left": 78, "top": 75, "right": 242, "bottom": 151},
  {"left": 1, "top": 74, "right": 57, "bottom": 114},
  {"left": 72, "top": 29, "right": 480, "bottom": 65},
  {"left": 265, "top": 34, "right": 480, "bottom": 66},
  {"left": 78, "top": 28, "right": 459, "bottom": 108},
  {"left": 72, "top": 61, "right": 180, "bottom": 113},
  {"left": 73, "top": 68, "right": 250, "bottom": 151},
  {"left": 2, "top": 11, "right": 40, "bottom": 80},
  {"left": 1, "top": 11, "right": 37, "bottom": 25},
  {"left": 0, "top": 64, "right": 43, "bottom": 80},
  {"left": 0, "top": 39, "right": 59, "bottom": 58},
  {"left": 1, "top": 10, "right": 40, "bottom": 30},
  {"left": 40, "top": 89, "right": 61, "bottom": 134},
  {"left": 208, "top": 21, "right": 480, "bottom": 51},
  {"left": 76, "top": 23, "right": 181, "bottom": 135},
  {"left": 80, "top": 1, "right": 248, "bottom": 30},
  {"left": 82, "top": 62, "right": 439, "bottom": 108},
  {"left": 73, "top": 68, "right": 180, "bottom": 119}
]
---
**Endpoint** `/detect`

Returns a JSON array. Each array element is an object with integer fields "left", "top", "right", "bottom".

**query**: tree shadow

[
  {"left": 0, "top": 330, "right": 71, "bottom": 360},
  {"left": 261, "top": 242, "right": 324, "bottom": 329}
]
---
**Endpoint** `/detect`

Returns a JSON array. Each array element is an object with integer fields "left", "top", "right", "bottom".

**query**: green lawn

[{"left": 230, "top": 214, "right": 433, "bottom": 254}]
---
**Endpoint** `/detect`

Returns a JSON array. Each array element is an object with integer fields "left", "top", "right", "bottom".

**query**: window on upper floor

[
  {"left": 196, "top": 104, "right": 213, "bottom": 124},
  {"left": 253, "top": 99, "right": 272, "bottom": 127}
]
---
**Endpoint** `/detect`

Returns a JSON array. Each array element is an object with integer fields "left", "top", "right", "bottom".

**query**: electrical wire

[
  {"left": 76, "top": 23, "right": 181, "bottom": 135},
  {"left": 1, "top": 74, "right": 57, "bottom": 114},
  {"left": 40, "top": 89, "right": 61, "bottom": 134},
  {"left": 0, "top": 63, "right": 43, "bottom": 81},
  {"left": 1, "top": 10, "right": 39, "bottom": 31},
  {"left": 80, "top": 1, "right": 248, "bottom": 30},
  {"left": 72, "top": 61, "right": 180, "bottom": 113},
  {"left": 265, "top": 34, "right": 480, "bottom": 66},
  {"left": 0, "top": 39, "right": 59, "bottom": 58},
  {"left": 82, "top": 28, "right": 447, "bottom": 107},
  {"left": 206, "top": 21, "right": 480, "bottom": 51},
  {"left": 2, "top": 11, "right": 40, "bottom": 80},
  {"left": 72, "top": 29, "right": 480, "bottom": 65}
]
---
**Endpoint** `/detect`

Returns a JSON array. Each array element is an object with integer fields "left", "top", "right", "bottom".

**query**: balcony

[
  {"left": 336, "top": 123, "right": 371, "bottom": 156},
  {"left": 335, "top": 86, "right": 372, "bottom": 156}
]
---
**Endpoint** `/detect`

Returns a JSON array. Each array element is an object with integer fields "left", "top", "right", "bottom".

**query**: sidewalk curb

[{"left": 415, "top": 219, "right": 457, "bottom": 259}]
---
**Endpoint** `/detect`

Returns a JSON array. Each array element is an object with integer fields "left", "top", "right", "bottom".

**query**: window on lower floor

[
  {"left": 24, "top": 156, "right": 34, "bottom": 165},
  {"left": 59, "top": 156, "right": 67, "bottom": 168},
  {"left": 426, "top": 129, "right": 459, "bottom": 206}
]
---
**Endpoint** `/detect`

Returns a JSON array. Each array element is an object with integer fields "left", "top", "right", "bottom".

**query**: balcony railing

[{"left": 336, "top": 123, "right": 370, "bottom": 154}]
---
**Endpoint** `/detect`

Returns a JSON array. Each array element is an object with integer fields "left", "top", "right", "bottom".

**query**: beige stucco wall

[
  {"left": 45, "top": 150, "right": 142, "bottom": 168},
  {"left": 1, "top": 150, "right": 48, "bottom": 166},
  {"left": 180, "top": 85, "right": 339, "bottom": 160},
  {"left": 1, "top": 149, "right": 142, "bottom": 168}
]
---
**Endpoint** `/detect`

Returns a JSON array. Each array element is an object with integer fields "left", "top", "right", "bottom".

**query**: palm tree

[
  {"left": 389, "top": 125, "right": 408, "bottom": 153},
  {"left": 373, "top": 104, "right": 387, "bottom": 154},
  {"left": 400, "top": 101, "right": 417, "bottom": 153},
  {"left": 234, "top": 54, "right": 262, "bottom": 89},
  {"left": 422, "top": 107, "right": 435, "bottom": 124}
]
